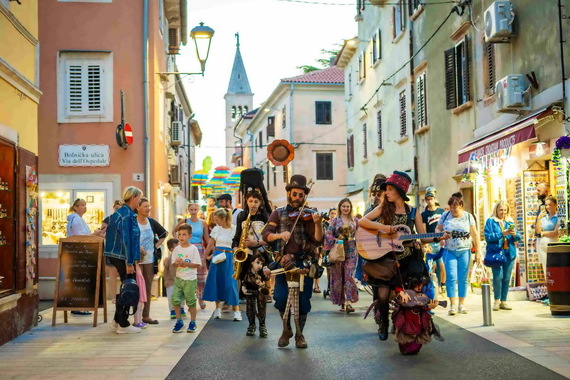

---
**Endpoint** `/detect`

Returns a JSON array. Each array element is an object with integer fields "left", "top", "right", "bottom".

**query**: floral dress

[{"left": 324, "top": 216, "right": 359, "bottom": 305}]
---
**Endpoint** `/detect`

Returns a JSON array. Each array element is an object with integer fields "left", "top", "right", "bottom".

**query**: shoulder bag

[{"left": 329, "top": 239, "right": 345, "bottom": 263}]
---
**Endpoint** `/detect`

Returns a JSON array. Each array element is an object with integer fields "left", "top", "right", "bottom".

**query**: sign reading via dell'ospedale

[{"left": 58, "top": 145, "right": 110, "bottom": 167}]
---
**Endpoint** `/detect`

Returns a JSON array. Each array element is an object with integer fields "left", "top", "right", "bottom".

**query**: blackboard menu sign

[{"left": 52, "top": 235, "right": 107, "bottom": 327}]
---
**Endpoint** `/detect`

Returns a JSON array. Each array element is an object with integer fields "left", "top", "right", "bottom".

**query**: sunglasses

[{"left": 291, "top": 191, "right": 305, "bottom": 198}]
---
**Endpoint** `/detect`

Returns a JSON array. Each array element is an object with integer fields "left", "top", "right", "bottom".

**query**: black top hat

[
  {"left": 285, "top": 174, "right": 311, "bottom": 193},
  {"left": 370, "top": 175, "right": 387, "bottom": 193},
  {"left": 380, "top": 171, "right": 412, "bottom": 201},
  {"left": 239, "top": 168, "right": 272, "bottom": 213}
]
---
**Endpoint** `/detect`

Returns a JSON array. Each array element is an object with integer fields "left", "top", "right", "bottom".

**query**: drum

[{"left": 546, "top": 243, "right": 570, "bottom": 316}]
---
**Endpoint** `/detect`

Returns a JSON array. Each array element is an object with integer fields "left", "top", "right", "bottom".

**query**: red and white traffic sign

[{"left": 124, "top": 123, "right": 133, "bottom": 145}]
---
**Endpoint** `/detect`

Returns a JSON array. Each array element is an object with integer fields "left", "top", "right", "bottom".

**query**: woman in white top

[{"left": 203, "top": 208, "right": 241, "bottom": 321}]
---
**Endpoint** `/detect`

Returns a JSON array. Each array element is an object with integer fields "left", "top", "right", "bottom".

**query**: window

[
  {"left": 266, "top": 163, "right": 270, "bottom": 190},
  {"left": 348, "top": 73, "right": 353, "bottom": 97},
  {"left": 444, "top": 35, "right": 471, "bottom": 110},
  {"left": 282, "top": 106, "right": 286, "bottom": 129},
  {"left": 315, "top": 101, "right": 332, "bottom": 124},
  {"left": 483, "top": 41, "right": 496, "bottom": 97},
  {"left": 377, "top": 111, "right": 383, "bottom": 150},
  {"left": 363, "top": 124, "right": 368, "bottom": 159},
  {"left": 273, "top": 166, "right": 277, "bottom": 187},
  {"left": 356, "top": 0, "right": 365, "bottom": 13},
  {"left": 258, "top": 130, "right": 263, "bottom": 149},
  {"left": 409, "top": 0, "right": 422, "bottom": 14},
  {"left": 399, "top": 91, "right": 407, "bottom": 137},
  {"left": 158, "top": 0, "right": 166, "bottom": 36},
  {"left": 267, "top": 116, "right": 275, "bottom": 137},
  {"left": 372, "top": 29, "right": 381, "bottom": 64},
  {"left": 347, "top": 134, "right": 355, "bottom": 169},
  {"left": 283, "top": 165, "right": 289, "bottom": 183},
  {"left": 416, "top": 72, "right": 428, "bottom": 127},
  {"left": 316, "top": 153, "right": 333, "bottom": 180},
  {"left": 58, "top": 52, "right": 113, "bottom": 123},
  {"left": 392, "top": 0, "right": 405, "bottom": 40},
  {"left": 244, "top": 106, "right": 249, "bottom": 114},
  {"left": 231, "top": 106, "right": 236, "bottom": 120},
  {"left": 237, "top": 106, "right": 243, "bottom": 118},
  {"left": 358, "top": 52, "right": 366, "bottom": 81}
]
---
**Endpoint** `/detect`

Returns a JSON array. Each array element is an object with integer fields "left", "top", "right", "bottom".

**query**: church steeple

[
  {"left": 224, "top": 33, "right": 254, "bottom": 167},
  {"left": 226, "top": 33, "right": 252, "bottom": 95}
]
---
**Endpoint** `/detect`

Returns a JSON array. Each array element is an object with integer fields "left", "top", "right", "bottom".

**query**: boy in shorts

[{"left": 172, "top": 224, "right": 202, "bottom": 333}]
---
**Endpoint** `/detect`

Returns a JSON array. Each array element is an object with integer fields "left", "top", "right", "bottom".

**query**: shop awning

[{"left": 457, "top": 107, "right": 551, "bottom": 164}]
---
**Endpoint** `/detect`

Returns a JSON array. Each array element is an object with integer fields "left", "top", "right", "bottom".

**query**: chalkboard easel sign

[{"left": 52, "top": 235, "right": 107, "bottom": 327}]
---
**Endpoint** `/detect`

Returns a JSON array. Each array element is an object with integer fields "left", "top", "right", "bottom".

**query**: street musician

[{"left": 263, "top": 174, "right": 324, "bottom": 349}]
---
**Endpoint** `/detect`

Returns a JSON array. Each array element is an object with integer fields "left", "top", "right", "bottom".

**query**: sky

[{"left": 176, "top": 0, "right": 356, "bottom": 172}]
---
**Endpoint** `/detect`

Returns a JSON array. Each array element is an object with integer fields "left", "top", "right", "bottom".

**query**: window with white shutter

[
  {"left": 416, "top": 72, "right": 427, "bottom": 127},
  {"left": 58, "top": 52, "right": 113, "bottom": 123},
  {"left": 399, "top": 91, "right": 407, "bottom": 137}
]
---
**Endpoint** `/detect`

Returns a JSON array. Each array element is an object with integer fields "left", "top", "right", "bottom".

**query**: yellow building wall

[
  {"left": 0, "top": 5, "right": 38, "bottom": 82},
  {"left": 9, "top": 1, "right": 38, "bottom": 38},
  {"left": 0, "top": 78, "right": 39, "bottom": 154}
]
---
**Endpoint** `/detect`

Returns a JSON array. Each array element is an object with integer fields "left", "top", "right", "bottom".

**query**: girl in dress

[{"left": 203, "top": 208, "right": 242, "bottom": 321}]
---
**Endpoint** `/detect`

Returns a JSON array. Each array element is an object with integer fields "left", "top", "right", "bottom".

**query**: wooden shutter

[
  {"left": 399, "top": 91, "right": 407, "bottom": 136},
  {"left": 462, "top": 35, "right": 471, "bottom": 103},
  {"left": 363, "top": 124, "right": 368, "bottom": 159},
  {"left": 416, "top": 73, "right": 427, "bottom": 127},
  {"left": 377, "top": 111, "right": 383, "bottom": 150},
  {"left": 444, "top": 47, "right": 457, "bottom": 110},
  {"left": 486, "top": 42, "right": 496, "bottom": 95},
  {"left": 347, "top": 135, "right": 354, "bottom": 169},
  {"left": 16, "top": 147, "right": 38, "bottom": 289},
  {"left": 267, "top": 116, "right": 275, "bottom": 137},
  {"left": 378, "top": 29, "right": 382, "bottom": 59}
]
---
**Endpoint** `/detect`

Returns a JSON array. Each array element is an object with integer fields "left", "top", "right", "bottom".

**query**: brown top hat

[{"left": 285, "top": 174, "right": 311, "bottom": 193}]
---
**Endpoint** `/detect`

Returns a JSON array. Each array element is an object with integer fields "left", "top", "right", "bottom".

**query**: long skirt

[
  {"left": 329, "top": 241, "right": 359, "bottom": 305},
  {"left": 194, "top": 243, "right": 208, "bottom": 285},
  {"left": 202, "top": 247, "right": 239, "bottom": 306}
]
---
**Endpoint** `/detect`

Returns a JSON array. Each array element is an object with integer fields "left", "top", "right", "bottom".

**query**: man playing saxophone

[{"left": 232, "top": 168, "right": 273, "bottom": 337}]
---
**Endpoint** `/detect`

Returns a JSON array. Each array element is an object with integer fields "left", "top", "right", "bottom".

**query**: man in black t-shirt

[{"left": 421, "top": 192, "right": 446, "bottom": 294}]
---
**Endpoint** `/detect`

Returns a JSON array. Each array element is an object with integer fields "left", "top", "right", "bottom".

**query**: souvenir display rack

[
  {"left": 506, "top": 177, "right": 525, "bottom": 284},
  {"left": 523, "top": 170, "right": 549, "bottom": 283}
]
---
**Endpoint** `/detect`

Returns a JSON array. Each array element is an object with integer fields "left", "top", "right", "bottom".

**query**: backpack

[{"left": 117, "top": 276, "right": 139, "bottom": 315}]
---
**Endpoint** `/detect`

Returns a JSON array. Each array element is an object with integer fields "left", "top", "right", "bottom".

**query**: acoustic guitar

[{"left": 356, "top": 224, "right": 469, "bottom": 260}]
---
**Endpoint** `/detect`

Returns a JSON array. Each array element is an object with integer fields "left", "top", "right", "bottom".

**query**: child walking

[
  {"left": 133, "top": 261, "right": 148, "bottom": 329},
  {"left": 171, "top": 224, "right": 202, "bottom": 333},
  {"left": 241, "top": 254, "right": 269, "bottom": 337},
  {"left": 164, "top": 238, "right": 186, "bottom": 319}
]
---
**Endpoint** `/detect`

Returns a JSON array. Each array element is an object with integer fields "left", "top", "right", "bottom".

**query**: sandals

[
  {"left": 345, "top": 304, "right": 355, "bottom": 314},
  {"left": 313, "top": 287, "right": 321, "bottom": 293},
  {"left": 339, "top": 305, "right": 346, "bottom": 312}
]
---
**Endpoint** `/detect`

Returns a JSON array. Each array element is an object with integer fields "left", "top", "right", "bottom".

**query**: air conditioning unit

[
  {"left": 484, "top": 1, "right": 516, "bottom": 43},
  {"left": 169, "top": 165, "right": 181, "bottom": 186},
  {"left": 496, "top": 75, "right": 531, "bottom": 113},
  {"left": 171, "top": 121, "right": 182, "bottom": 146}
]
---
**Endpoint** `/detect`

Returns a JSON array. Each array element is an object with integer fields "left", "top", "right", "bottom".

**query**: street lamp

[
  {"left": 157, "top": 22, "right": 215, "bottom": 77},
  {"left": 190, "top": 22, "right": 215, "bottom": 75}
]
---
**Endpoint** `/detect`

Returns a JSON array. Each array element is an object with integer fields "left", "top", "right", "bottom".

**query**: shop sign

[
  {"left": 458, "top": 124, "right": 536, "bottom": 163},
  {"left": 58, "top": 145, "right": 110, "bottom": 167}
]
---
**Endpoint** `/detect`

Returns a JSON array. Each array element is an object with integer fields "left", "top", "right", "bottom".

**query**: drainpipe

[
  {"left": 558, "top": 0, "right": 567, "bottom": 113},
  {"left": 289, "top": 83, "right": 295, "bottom": 173},
  {"left": 408, "top": 15, "right": 420, "bottom": 207},
  {"left": 143, "top": 0, "right": 151, "bottom": 199}
]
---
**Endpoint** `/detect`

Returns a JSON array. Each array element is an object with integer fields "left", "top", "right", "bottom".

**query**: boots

[
  {"left": 295, "top": 313, "right": 308, "bottom": 348},
  {"left": 378, "top": 318, "right": 389, "bottom": 341},
  {"left": 277, "top": 312, "right": 293, "bottom": 347},
  {"left": 246, "top": 325, "right": 256, "bottom": 336}
]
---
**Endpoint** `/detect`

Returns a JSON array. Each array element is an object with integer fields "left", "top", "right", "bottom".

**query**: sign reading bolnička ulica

[{"left": 58, "top": 145, "right": 110, "bottom": 167}]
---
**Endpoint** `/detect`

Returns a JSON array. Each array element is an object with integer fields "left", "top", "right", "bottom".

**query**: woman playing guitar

[{"left": 358, "top": 171, "right": 448, "bottom": 341}]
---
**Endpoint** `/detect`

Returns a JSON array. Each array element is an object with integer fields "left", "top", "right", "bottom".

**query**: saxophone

[{"left": 232, "top": 213, "right": 251, "bottom": 280}]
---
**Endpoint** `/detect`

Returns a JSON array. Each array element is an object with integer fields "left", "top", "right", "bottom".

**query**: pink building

[{"left": 38, "top": 0, "right": 202, "bottom": 298}]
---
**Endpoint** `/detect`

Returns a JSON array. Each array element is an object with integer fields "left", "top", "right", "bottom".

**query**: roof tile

[{"left": 281, "top": 66, "right": 344, "bottom": 84}]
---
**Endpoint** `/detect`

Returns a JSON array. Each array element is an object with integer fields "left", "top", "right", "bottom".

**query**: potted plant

[{"left": 555, "top": 135, "right": 570, "bottom": 157}]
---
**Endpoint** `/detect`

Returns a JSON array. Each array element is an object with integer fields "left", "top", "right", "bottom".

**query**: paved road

[{"left": 167, "top": 288, "right": 566, "bottom": 380}]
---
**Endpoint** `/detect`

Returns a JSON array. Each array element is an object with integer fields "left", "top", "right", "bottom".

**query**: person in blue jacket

[
  {"left": 104, "top": 186, "right": 142, "bottom": 333},
  {"left": 484, "top": 200, "right": 521, "bottom": 311}
]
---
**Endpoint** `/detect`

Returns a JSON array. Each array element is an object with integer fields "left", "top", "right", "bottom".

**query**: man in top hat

[
  {"left": 263, "top": 174, "right": 324, "bottom": 348},
  {"left": 217, "top": 193, "right": 243, "bottom": 226}
]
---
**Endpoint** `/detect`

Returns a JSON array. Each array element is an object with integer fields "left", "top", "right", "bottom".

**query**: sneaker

[
  {"left": 187, "top": 321, "right": 197, "bottom": 333},
  {"left": 181, "top": 308, "right": 186, "bottom": 317},
  {"left": 116, "top": 325, "right": 141, "bottom": 334},
  {"left": 493, "top": 300, "right": 500, "bottom": 311},
  {"left": 170, "top": 310, "right": 176, "bottom": 320},
  {"left": 246, "top": 325, "right": 256, "bottom": 336},
  {"left": 259, "top": 325, "right": 268, "bottom": 338},
  {"left": 448, "top": 307, "right": 457, "bottom": 316},
  {"left": 233, "top": 311, "right": 242, "bottom": 321},
  {"left": 213, "top": 308, "right": 221, "bottom": 319},
  {"left": 458, "top": 305, "right": 468, "bottom": 314},
  {"left": 499, "top": 302, "right": 512, "bottom": 310},
  {"left": 172, "top": 320, "right": 184, "bottom": 333},
  {"left": 133, "top": 322, "right": 148, "bottom": 329}
]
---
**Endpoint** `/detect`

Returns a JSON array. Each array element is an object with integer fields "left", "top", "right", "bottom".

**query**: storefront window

[{"left": 40, "top": 190, "right": 106, "bottom": 245}]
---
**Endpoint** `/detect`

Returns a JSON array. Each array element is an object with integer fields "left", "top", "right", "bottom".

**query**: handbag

[
  {"left": 362, "top": 256, "right": 398, "bottom": 281},
  {"left": 483, "top": 251, "right": 506, "bottom": 268},
  {"left": 329, "top": 240, "right": 346, "bottom": 263},
  {"left": 212, "top": 252, "right": 227, "bottom": 264}
]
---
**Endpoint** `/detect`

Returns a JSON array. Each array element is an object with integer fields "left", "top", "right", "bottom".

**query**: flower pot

[{"left": 560, "top": 148, "right": 570, "bottom": 158}]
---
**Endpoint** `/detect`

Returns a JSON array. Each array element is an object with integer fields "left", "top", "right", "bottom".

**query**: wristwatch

[{"left": 433, "top": 237, "right": 440, "bottom": 243}]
